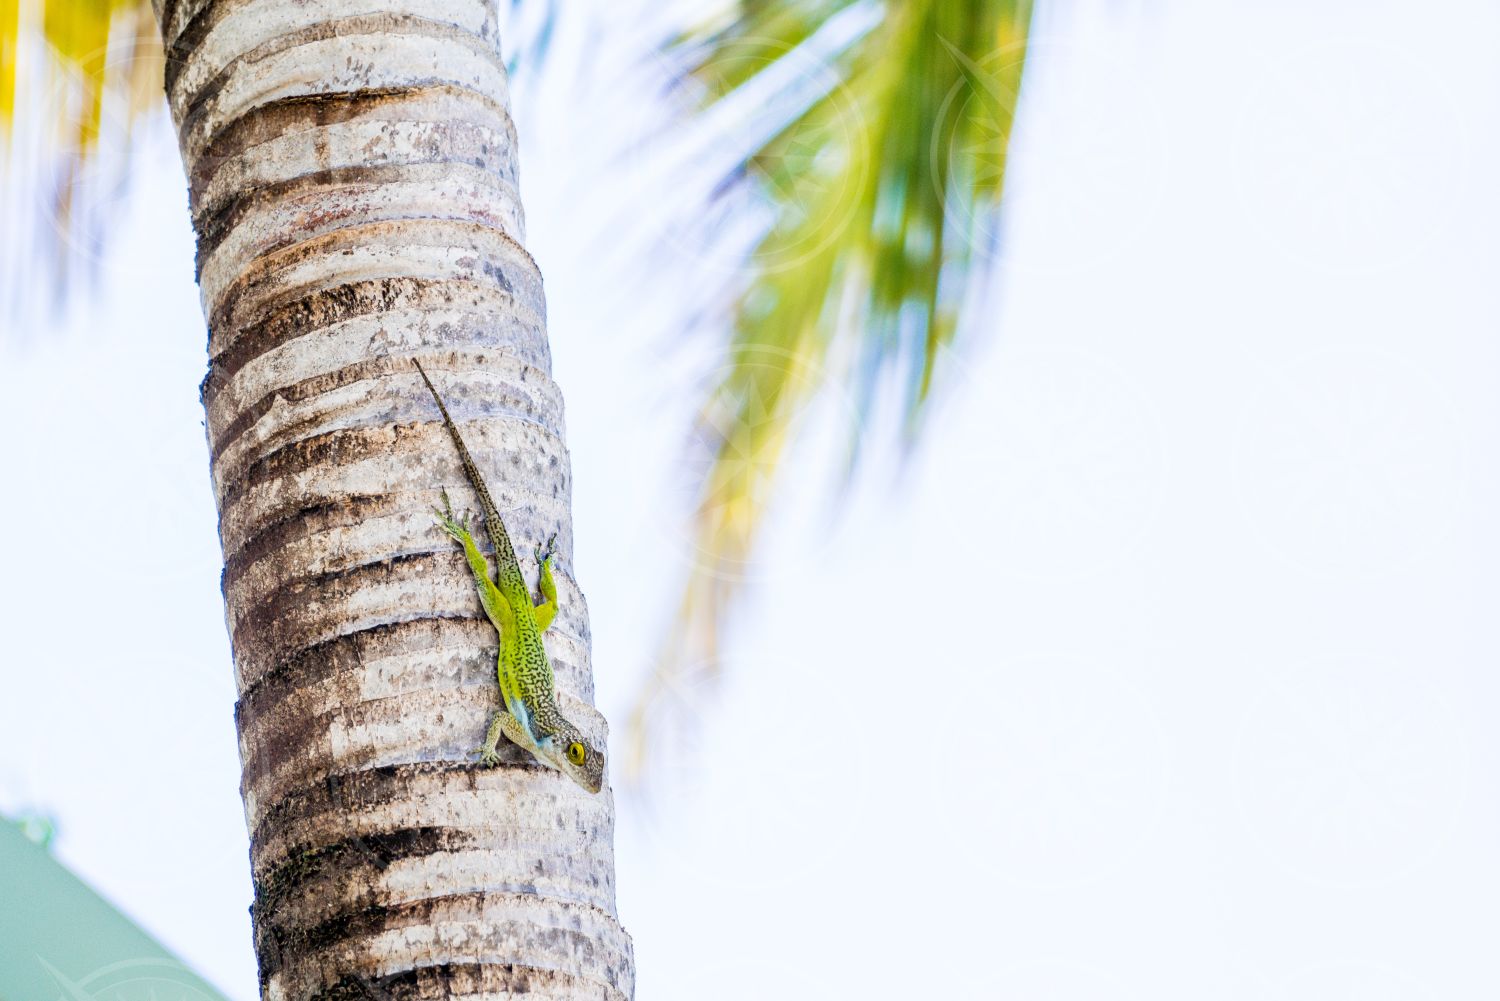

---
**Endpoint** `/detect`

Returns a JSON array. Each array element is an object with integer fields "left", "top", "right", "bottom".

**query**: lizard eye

[{"left": 566, "top": 742, "right": 586, "bottom": 766}]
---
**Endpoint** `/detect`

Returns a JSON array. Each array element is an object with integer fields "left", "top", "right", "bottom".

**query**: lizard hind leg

[
  {"left": 433, "top": 490, "right": 515, "bottom": 634},
  {"left": 532, "top": 533, "right": 559, "bottom": 631}
]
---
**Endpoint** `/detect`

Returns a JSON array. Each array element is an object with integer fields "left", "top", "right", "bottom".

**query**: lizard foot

[
  {"left": 468, "top": 747, "right": 503, "bottom": 768},
  {"left": 534, "top": 532, "right": 557, "bottom": 565},
  {"left": 433, "top": 489, "right": 474, "bottom": 543}
]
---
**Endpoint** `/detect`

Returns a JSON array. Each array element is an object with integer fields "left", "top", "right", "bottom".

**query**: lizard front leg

[{"left": 471, "top": 707, "right": 538, "bottom": 767}]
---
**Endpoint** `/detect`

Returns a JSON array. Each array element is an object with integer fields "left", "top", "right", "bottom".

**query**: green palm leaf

[{"left": 630, "top": 0, "right": 1033, "bottom": 773}]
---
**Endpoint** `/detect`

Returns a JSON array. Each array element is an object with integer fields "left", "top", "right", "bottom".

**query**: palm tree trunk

[{"left": 150, "top": 2, "right": 634, "bottom": 998}]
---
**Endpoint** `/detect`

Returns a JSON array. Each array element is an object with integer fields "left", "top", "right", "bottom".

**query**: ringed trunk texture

[{"left": 150, "top": 2, "right": 634, "bottom": 998}]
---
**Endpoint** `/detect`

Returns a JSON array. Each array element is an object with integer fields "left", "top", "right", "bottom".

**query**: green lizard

[{"left": 414, "top": 359, "right": 605, "bottom": 794}]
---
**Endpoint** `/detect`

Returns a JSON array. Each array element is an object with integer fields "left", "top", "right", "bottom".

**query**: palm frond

[
  {"left": 1, "top": 0, "right": 18, "bottom": 126},
  {"left": 628, "top": 0, "right": 1033, "bottom": 776},
  {"left": 501, "top": 0, "right": 561, "bottom": 80}
]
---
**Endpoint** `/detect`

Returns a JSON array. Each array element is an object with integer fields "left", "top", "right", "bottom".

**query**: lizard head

[{"left": 542, "top": 722, "right": 605, "bottom": 794}]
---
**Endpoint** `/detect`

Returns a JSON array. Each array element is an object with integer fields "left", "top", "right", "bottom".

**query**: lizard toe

[{"left": 469, "top": 747, "right": 502, "bottom": 768}]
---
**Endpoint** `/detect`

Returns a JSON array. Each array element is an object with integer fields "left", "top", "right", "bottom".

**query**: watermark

[
  {"left": 1232, "top": 653, "right": 1470, "bottom": 887},
  {"left": 932, "top": 31, "right": 1168, "bottom": 275},
  {"left": 901, "top": 651, "right": 1172, "bottom": 890},
  {"left": 1269, "top": 960, "right": 1434, "bottom": 1001},
  {"left": 1232, "top": 345, "right": 1468, "bottom": 580},
  {"left": 625, "top": 652, "right": 876, "bottom": 893},
  {"left": 960, "top": 956, "right": 1131, "bottom": 999},
  {"left": 655, "top": 342, "right": 862, "bottom": 585},
  {"left": 36, "top": 957, "right": 223, "bottom": 1001},
  {"left": 1232, "top": 36, "right": 1469, "bottom": 274},
  {"left": 620, "top": 32, "right": 870, "bottom": 277},
  {"left": 34, "top": 14, "right": 174, "bottom": 284},
  {"left": 937, "top": 342, "right": 1168, "bottom": 584}
]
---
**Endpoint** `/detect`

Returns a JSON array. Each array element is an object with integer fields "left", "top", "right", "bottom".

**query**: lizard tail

[{"left": 413, "top": 358, "right": 521, "bottom": 568}]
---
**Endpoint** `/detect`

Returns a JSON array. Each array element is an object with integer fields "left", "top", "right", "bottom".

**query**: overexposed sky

[{"left": 3, "top": 1, "right": 1500, "bottom": 999}]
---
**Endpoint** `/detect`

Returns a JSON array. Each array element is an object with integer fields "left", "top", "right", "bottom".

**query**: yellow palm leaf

[{"left": 1, "top": 0, "right": 161, "bottom": 312}]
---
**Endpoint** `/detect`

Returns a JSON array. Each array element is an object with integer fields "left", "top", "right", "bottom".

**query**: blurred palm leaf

[
  {"left": 0, "top": 0, "right": 554, "bottom": 321},
  {"left": 0, "top": 0, "right": 161, "bottom": 321},
  {"left": 629, "top": 0, "right": 1033, "bottom": 773}
]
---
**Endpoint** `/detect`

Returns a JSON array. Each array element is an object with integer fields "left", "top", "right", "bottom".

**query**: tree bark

[{"left": 150, "top": 2, "right": 634, "bottom": 998}]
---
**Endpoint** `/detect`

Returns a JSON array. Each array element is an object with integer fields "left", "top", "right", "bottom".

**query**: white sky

[{"left": 3, "top": 1, "right": 1500, "bottom": 999}]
